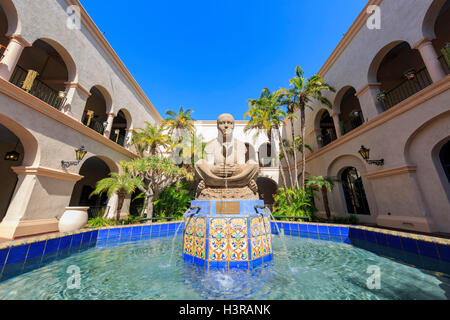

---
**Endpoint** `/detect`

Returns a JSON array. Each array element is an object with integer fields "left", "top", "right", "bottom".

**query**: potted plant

[{"left": 403, "top": 68, "right": 416, "bottom": 80}]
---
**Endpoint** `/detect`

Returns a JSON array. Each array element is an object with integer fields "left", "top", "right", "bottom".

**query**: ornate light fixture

[
  {"left": 358, "top": 145, "right": 384, "bottom": 166},
  {"left": 4, "top": 140, "right": 20, "bottom": 162},
  {"left": 61, "top": 146, "right": 87, "bottom": 168}
]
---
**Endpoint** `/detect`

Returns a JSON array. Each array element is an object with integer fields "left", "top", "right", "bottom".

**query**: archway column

[
  {"left": 125, "top": 128, "right": 134, "bottom": 150},
  {"left": 0, "top": 166, "right": 83, "bottom": 239},
  {"left": 413, "top": 38, "right": 446, "bottom": 83},
  {"left": 355, "top": 83, "right": 384, "bottom": 120},
  {"left": 0, "top": 35, "right": 31, "bottom": 81},
  {"left": 331, "top": 112, "right": 342, "bottom": 138},
  {"left": 62, "top": 82, "right": 91, "bottom": 120},
  {"left": 103, "top": 112, "right": 115, "bottom": 139}
]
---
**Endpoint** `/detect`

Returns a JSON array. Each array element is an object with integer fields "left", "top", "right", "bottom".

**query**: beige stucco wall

[{"left": 281, "top": 0, "right": 450, "bottom": 233}]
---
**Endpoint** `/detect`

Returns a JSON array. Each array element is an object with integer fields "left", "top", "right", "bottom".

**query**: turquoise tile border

[
  {"left": 270, "top": 221, "right": 450, "bottom": 269},
  {"left": 1, "top": 220, "right": 449, "bottom": 280},
  {"left": 0, "top": 221, "right": 184, "bottom": 273}
]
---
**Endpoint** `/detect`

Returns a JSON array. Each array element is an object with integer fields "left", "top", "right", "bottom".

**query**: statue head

[{"left": 217, "top": 113, "right": 235, "bottom": 141}]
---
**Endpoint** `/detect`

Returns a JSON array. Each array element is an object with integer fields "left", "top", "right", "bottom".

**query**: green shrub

[
  {"left": 86, "top": 217, "right": 116, "bottom": 228},
  {"left": 153, "top": 180, "right": 195, "bottom": 218},
  {"left": 272, "top": 187, "right": 316, "bottom": 220}
]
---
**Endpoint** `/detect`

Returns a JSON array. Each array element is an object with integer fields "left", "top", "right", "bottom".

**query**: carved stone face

[{"left": 217, "top": 113, "right": 235, "bottom": 140}]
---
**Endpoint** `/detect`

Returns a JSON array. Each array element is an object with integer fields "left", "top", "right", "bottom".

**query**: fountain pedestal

[{"left": 183, "top": 200, "right": 273, "bottom": 270}]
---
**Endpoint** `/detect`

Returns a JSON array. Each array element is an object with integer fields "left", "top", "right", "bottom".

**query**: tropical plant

[
  {"left": 282, "top": 66, "right": 335, "bottom": 191},
  {"left": 132, "top": 122, "right": 172, "bottom": 156},
  {"left": 121, "top": 156, "right": 192, "bottom": 220},
  {"left": 244, "top": 88, "right": 294, "bottom": 198},
  {"left": 272, "top": 187, "right": 315, "bottom": 219},
  {"left": 90, "top": 171, "right": 144, "bottom": 224},
  {"left": 306, "top": 175, "right": 339, "bottom": 221},
  {"left": 154, "top": 180, "right": 195, "bottom": 218},
  {"left": 162, "top": 106, "right": 195, "bottom": 142}
]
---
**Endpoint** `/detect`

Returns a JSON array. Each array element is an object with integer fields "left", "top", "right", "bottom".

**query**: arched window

[
  {"left": 432, "top": 0, "right": 450, "bottom": 74},
  {"left": 341, "top": 167, "right": 370, "bottom": 215},
  {"left": 317, "top": 110, "right": 337, "bottom": 148},
  {"left": 375, "top": 41, "right": 431, "bottom": 110},
  {"left": 69, "top": 157, "right": 112, "bottom": 219},
  {"left": 110, "top": 110, "right": 128, "bottom": 147},
  {"left": 258, "top": 143, "right": 275, "bottom": 167},
  {"left": 339, "top": 87, "right": 364, "bottom": 134},
  {"left": 0, "top": 123, "right": 24, "bottom": 222},
  {"left": 440, "top": 141, "right": 450, "bottom": 184},
  {"left": 10, "top": 39, "right": 71, "bottom": 110},
  {"left": 82, "top": 86, "right": 109, "bottom": 135}
]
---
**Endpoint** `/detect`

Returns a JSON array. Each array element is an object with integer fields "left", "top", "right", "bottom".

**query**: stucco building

[
  {"left": 282, "top": 0, "right": 450, "bottom": 235},
  {"left": 0, "top": 0, "right": 448, "bottom": 240}
]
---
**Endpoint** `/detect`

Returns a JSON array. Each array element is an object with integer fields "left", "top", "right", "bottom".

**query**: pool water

[{"left": 0, "top": 234, "right": 449, "bottom": 300}]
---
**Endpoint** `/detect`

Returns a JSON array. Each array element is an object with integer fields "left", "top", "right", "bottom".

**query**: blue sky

[{"left": 80, "top": 0, "right": 367, "bottom": 120}]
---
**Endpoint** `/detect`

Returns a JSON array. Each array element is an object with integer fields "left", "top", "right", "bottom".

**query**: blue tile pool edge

[
  {"left": 1, "top": 220, "right": 449, "bottom": 275},
  {"left": 0, "top": 221, "right": 184, "bottom": 270}
]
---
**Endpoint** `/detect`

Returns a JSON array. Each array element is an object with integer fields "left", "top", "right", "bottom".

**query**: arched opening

[
  {"left": 258, "top": 143, "right": 276, "bottom": 167},
  {"left": 338, "top": 87, "right": 364, "bottom": 134},
  {"left": 82, "top": 86, "right": 109, "bottom": 135},
  {"left": 375, "top": 41, "right": 432, "bottom": 110},
  {"left": 432, "top": 0, "right": 450, "bottom": 74},
  {"left": 256, "top": 177, "right": 278, "bottom": 209},
  {"left": 129, "top": 190, "right": 145, "bottom": 216},
  {"left": 0, "top": 123, "right": 24, "bottom": 222},
  {"left": 341, "top": 167, "right": 370, "bottom": 215},
  {"left": 10, "top": 39, "right": 73, "bottom": 110},
  {"left": 69, "top": 157, "right": 112, "bottom": 219},
  {"left": 0, "top": 5, "right": 10, "bottom": 59},
  {"left": 317, "top": 110, "right": 337, "bottom": 148},
  {"left": 440, "top": 140, "right": 450, "bottom": 184},
  {"left": 110, "top": 109, "right": 131, "bottom": 147}
]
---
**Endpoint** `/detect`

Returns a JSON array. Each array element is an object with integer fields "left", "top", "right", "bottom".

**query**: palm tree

[
  {"left": 305, "top": 175, "right": 339, "bottom": 221},
  {"left": 90, "top": 172, "right": 144, "bottom": 224},
  {"left": 244, "top": 88, "right": 293, "bottom": 201},
  {"left": 132, "top": 122, "right": 172, "bottom": 156},
  {"left": 286, "top": 66, "right": 335, "bottom": 190},
  {"left": 163, "top": 106, "right": 195, "bottom": 142}
]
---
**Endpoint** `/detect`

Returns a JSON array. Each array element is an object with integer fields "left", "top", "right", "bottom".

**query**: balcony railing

[
  {"left": 380, "top": 67, "right": 432, "bottom": 110},
  {"left": 259, "top": 157, "right": 276, "bottom": 168},
  {"left": 10, "top": 65, "right": 66, "bottom": 110},
  {"left": 82, "top": 116, "right": 105, "bottom": 135},
  {"left": 110, "top": 131, "right": 126, "bottom": 147},
  {"left": 438, "top": 54, "right": 450, "bottom": 75}
]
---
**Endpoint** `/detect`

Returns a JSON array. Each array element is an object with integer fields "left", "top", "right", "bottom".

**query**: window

[
  {"left": 341, "top": 167, "right": 371, "bottom": 215},
  {"left": 440, "top": 141, "right": 450, "bottom": 184}
]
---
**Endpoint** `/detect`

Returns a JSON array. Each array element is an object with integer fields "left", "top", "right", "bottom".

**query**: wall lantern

[
  {"left": 61, "top": 146, "right": 87, "bottom": 168},
  {"left": 358, "top": 145, "right": 384, "bottom": 166},
  {"left": 4, "top": 140, "right": 20, "bottom": 162}
]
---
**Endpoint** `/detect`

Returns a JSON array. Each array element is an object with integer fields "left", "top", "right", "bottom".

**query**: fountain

[{"left": 183, "top": 114, "right": 273, "bottom": 270}]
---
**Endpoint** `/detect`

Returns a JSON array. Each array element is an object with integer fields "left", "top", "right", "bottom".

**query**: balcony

[
  {"left": 82, "top": 116, "right": 105, "bottom": 135},
  {"left": 110, "top": 131, "right": 126, "bottom": 147},
  {"left": 379, "top": 67, "right": 432, "bottom": 110},
  {"left": 10, "top": 65, "right": 66, "bottom": 110},
  {"left": 438, "top": 54, "right": 450, "bottom": 75}
]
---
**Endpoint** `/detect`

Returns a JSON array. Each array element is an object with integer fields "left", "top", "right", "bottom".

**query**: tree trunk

[
  {"left": 278, "top": 161, "right": 291, "bottom": 205},
  {"left": 116, "top": 190, "right": 126, "bottom": 225},
  {"left": 276, "top": 127, "right": 294, "bottom": 190},
  {"left": 290, "top": 117, "right": 300, "bottom": 189},
  {"left": 146, "top": 196, "right": 154, "bottom": 223},
  {"left": 321, "top": 186, "right": 331, "bottom": 221},
  {"left": 300, "top": 105, "right": 306, "bottom": 191}
]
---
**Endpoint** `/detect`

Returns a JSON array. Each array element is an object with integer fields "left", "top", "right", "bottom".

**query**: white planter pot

[{"left": 59, "top": 207, "right": 89, "bottom": 232}]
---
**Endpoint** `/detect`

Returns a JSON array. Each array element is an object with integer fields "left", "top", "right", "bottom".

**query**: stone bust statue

[{"left": 195, "top": 113, "right": 259, "bottom": 199}]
